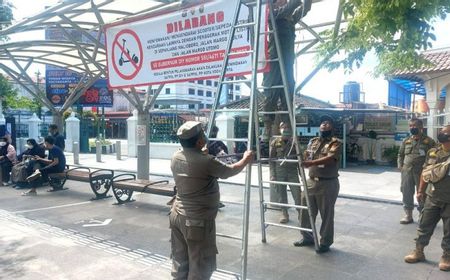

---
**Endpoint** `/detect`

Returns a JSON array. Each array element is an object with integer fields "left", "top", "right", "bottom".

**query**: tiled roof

[
  {"left": 222, "top": 94, "right": 334, "bottom": 110},
  {"left": 393, "top": 49, "right": 450, "bottom": 76}
]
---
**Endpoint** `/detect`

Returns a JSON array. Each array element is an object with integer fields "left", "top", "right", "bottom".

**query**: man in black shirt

[
  {"left": 22, "top": 136, "right": 66, "bottom": 196},
  {"left": 49, "top": 124, "right": 65, "bottom": 151}
]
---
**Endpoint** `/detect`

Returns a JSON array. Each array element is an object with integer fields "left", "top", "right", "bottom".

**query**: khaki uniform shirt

[
  {"left": 269, "top": 136, "right": 299, "bottom": 177},
  {"left": 398, "top": 135, "right": 435, "bottom": 169},
  {"left": 305, "top": 136, "right": 342, "bottom": 179},
  {"left": 424, "top": 145, "right": 450, "bottom": 203},
  {"left": 171, "top": 147, "right": 241, "bottom": 220}
]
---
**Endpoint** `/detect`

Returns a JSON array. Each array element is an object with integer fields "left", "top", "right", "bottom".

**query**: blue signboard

[
  {"left": 45, "top": 68, "right": 81, "bottom": 106},
  {"left": 45, "top": 28, "right": 111, "bottom": 107},
  {"left": 78, "top": 79, "right": 113, "bottom": 107},
  {"left": 394, "top": 132, "right": 409, "bottom": 141}
]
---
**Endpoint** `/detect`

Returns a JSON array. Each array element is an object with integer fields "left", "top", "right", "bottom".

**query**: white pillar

[
  {"left": 424, "top": 79, "right": 440, "bottom": 139},
  {"left": 27, "top": 113, "right": 42, "bottom": 140},
  {"left": 127, "top": 110, "right": 138, "bottom": 157},
  {"left": 0, "top": 100, "right": 5, "bottom": 126},
  {"left": 428, "top": 101, "right": 439, "bottom": 139},
  {"left": 445, "top": 85, "right": 450, "bottom": 125},
  {"left": 215, "top": 113, "right": 235, "bottom": 153},
  {"left": 65, "top": 112, "right": 80, "bottom": 152}
]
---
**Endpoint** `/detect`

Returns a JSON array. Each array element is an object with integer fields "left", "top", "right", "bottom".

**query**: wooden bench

[
  {"left": 47, "top": 167, "right": 114, "bottom": 200},
  {"left": 111, "top": 173, "right": 176, "bottom": 204}
]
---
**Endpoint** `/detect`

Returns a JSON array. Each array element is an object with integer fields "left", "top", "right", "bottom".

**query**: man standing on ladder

[
  {"left": 294, "top": 115, "right": 342, "bottom": 253},
  {"left": 269, "top": 122, "right": 302, "bottom": 223},
  {"left": 397, "top": 118, "right": 435, "bottom": 224},
  {"left": 169, "top": 121, "right": 253, "bottom": 279},
  {"left": 262, "top": 0, "right": 311, "bottom": 140}
]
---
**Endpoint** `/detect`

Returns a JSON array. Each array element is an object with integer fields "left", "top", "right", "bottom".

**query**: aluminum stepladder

[{"left": 206, "top": 0, "right": 319, "bottom": 279}]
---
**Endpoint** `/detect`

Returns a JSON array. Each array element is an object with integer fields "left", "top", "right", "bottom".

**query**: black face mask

[
  {"left": 437, "top": 133, "right": 450, "bottom": 143},
  {"left": 410, "top": 128, "right": 419, "bottom": 135},
  {"left": 320, "top": 130, "right": 332, "bottom": 138}
]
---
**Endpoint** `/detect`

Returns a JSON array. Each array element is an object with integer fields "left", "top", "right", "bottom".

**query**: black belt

[{"left": 311, "top": 177, "right": 337, "bottom": 181}]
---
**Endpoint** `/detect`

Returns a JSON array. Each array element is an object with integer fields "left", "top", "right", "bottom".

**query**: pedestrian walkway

[{"left": 64, "top": 152, "right": 403, "bottom": 203}]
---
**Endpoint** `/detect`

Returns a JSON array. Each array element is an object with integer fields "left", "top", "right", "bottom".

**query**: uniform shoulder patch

[
  {"left": 331, "top": 136, "right": 341, "bottom": 142},
  {"left": 308, "top": 137, "right": 319, "bottom": 145},
  {"left": 428, "top": 148, "right": 438, "bottom": 158}
]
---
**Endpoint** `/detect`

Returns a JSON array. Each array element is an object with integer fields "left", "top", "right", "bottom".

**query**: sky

[{"left": 8, "top": 0, "right": 450, "bottom": 105}]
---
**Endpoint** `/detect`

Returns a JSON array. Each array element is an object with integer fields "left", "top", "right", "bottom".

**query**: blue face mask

[
  {"left": 410, "top": 128, "right": 419, "bottom": 135},
  {"left": 438, "top": 133, "right": 450, "bottom": 143},
  {"left": 281, "top": 130, "right": 292, "bottom": 137},
  {"left": 320, "top": 130, "right": 332, "bottom": 138}
]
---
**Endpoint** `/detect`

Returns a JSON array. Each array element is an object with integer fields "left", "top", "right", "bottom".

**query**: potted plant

[{"left": 382, "top": 146, "right": 400, "bottom": 166}]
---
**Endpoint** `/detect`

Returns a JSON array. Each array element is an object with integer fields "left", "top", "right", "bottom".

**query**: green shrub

[{"left": 383, "top": 146, "right": 400, "bottom": 165}]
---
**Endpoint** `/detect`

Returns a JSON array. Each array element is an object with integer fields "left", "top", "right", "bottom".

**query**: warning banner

[{"left": 105, "top": 0, "right": 268, "bottom": 88}]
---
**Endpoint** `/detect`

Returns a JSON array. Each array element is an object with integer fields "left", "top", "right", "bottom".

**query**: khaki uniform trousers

[
  {"left": 416, "top": 196, "right": 450, "bottom": 251},
  {"left": 273, "top": 165, "right": 301, "bottom": 211},
  {"left": 169, "top": 211, "right": 218, "bottom": 280},
  {"left": 300, "top": 178, "right": 340, "bottom": 247},
  {"left": 401, "top": 165, "right": 423, "bottom": 210}
]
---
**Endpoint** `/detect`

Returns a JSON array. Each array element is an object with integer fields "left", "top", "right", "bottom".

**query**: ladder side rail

[
  {"left": 267, "top": 0, "right": 320, "bottom": 251},
  {"left": 241, "top": 0, "right": 264, "bottom": 279},
  {"left": 206, "top": 1, "right": 244, "bottom": 137}
]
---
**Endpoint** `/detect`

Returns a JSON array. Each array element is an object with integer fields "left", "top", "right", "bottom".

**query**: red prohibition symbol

[{"left": 111, "top": 29, "right": 143, "bottom": 80}]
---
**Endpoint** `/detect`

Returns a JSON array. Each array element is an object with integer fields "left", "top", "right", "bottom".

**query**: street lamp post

[
  {"left": 0, "top": 96, "right": 5, "bottom": 126},
  {"left": 35, "top": 70, "right": 43, "bottom": 118}
]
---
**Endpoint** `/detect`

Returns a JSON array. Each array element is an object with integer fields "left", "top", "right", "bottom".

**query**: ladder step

[
  {"left": 265, "top": 222, "right": 313, "bottom": 232},
  {"left": 262, "top": 180, "right": 302, "bottom": 186},
  {"left": 259, "top": 30, "right": 274, "bottom": 35},
  {"left": 257, "top": 85, "right": 285, "bottom": 90},
  {"left": 230, "top": 50, "right": 254, "bottom": 56},
  {"left": 221, "top": 79, "right": 251, "bottom": 84},
  {"left": 241, "top": 0, "right": 257, "bottom": 6},
  {"left": 259, "top": 158, "right": 299, "bottom": 163},
  {"left": 214, "top": 109, "right": 251, "bottom": 113},
  {"left": 257, "top": 111, "right": 290, "bottom": 115},
  {"left": 263, "top": 201, "right": 308, "bottom": 210},
  {"left": 209, "top": 137, "right": 248, "bottom": 142},
  {"left": 234, "top": 22, "right": 255, "bottom": 29},
  {"left": 216, "top": 233, "right": 242, "bottom": 241},
  {"left": 262, "top": 58, "right": 279, "bottom": 63}
]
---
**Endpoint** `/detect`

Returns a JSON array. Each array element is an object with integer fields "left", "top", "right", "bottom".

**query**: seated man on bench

[{"left": 23, "top": 136, "right": 66, "bottom": 196}]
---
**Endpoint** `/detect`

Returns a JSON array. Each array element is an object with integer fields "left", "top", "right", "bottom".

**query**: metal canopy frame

[
  {"left": 0, "top": 0, "right": 175, "bottom": 113},
  {"left": 0, "top": 0, "right": 345, "bottom": 110},
  {"left": 0, "top": 1, "right": 347, "bottom": 279}
]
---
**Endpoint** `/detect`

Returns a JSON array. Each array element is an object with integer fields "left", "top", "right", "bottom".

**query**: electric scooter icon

[{"left": 118, "top": 39, "right": 139, "bottom": 66}]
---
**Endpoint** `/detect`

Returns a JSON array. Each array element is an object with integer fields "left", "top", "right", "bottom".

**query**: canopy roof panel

[
  {"left": 0, "top": 0, "right": 344, "bottom": 100},
  {"left": 2, "top": 0, "right": 170, "bottom": 36}
]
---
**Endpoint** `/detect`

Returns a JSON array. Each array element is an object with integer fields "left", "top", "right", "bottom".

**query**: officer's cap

[
  {"left": 320, "top": 115, "right": 334, "bottom": 126},
  {"left": 177, "top": 121, "right": 203, "bottom": 140}
]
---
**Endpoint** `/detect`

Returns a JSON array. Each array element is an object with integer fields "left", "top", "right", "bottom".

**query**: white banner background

[{"left": 105, "top": 0, "right": 268, "bottom": 88}]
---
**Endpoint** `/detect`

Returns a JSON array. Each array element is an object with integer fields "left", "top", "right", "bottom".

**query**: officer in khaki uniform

[
  {"left": 262, "top": 0, "right": 311, "bottom": 140},
  {"left": 397, "top": 118, "right": 435, "bottom": 224},
  {"left": 269, "top": 122, "right": 301, "bottom": 223},
  {"left": 293, "top": 115, "right": 342, "bottom": 253},
  {"left": 170, "top": 121, "right": 253, "bottom": 279},
  {"left": 404, "top": 125, "right": 450, "bottom": 271}
]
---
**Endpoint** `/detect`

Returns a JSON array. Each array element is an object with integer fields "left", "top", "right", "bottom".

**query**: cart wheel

[
  {"left": 119, "top": 58, "right": 123, "bottom": 66},
  {"left": 133, "top": 55, "right": 139, "bottom": 64}
]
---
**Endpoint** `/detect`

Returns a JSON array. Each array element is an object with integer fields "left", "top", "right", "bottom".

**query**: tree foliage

[
  {"left": 0, "top": 74, "right": 41, "bottom": 112},
  {"left": 318, "top": 0, "right": 450, "bottom": 76},
  {"left": 0, "top": 0, "right": 13, "bottom": 30},
  {"left": 0, "top": 73, "right": 17, "bottom": 107}
]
